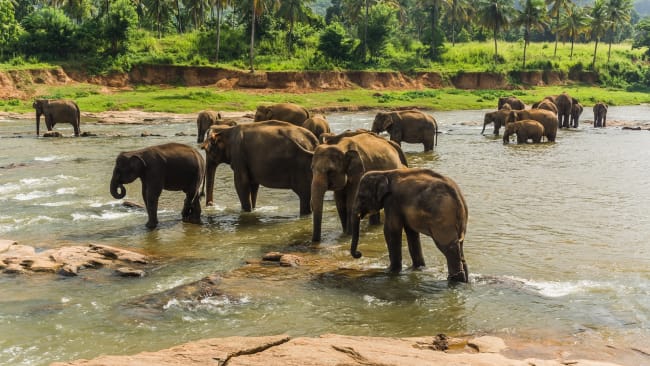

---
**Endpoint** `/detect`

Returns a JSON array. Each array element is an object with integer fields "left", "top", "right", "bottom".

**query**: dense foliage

[{"left": 1, "top": 0, "right": 649, "bottom": 88}]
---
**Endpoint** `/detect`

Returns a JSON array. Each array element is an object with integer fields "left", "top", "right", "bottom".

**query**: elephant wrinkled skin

[
  {"left": 110, "top": 143, "right": 205, "bottom": 229},
  {"left": 302, "top": 114, "right": 331, "bottom": 140},
  {"left": 350, "top": 168, "right": 469, "bottom": 282},
  {"left": 503, "top": 120, "right": 545, "bottom": 144},
  {"left": 33, "top": 99, "right": 81, "bottom": 136},
  {"left": 254, "top": 103, "right": 310, "bottom": 126},
  {"left": 497, "top": 96, "right": 525, "bottom": 110},
  {"left": 593, "top": 102, "right": 608, "bottom": 128},
  {"left": 482, "top": 108, "right": 511, "bottom": 135},
  {"left": 371, "top": 110, "right": 438, "bottom": 151},
  {"left": 202, "top": 121, "right": 318, "bottom": 215},
  {"left": 506, "top": 109, "right": 558, "bottom": 142},
  {"left": 310, "top": 130, "right": 408, "bottom": 242}
]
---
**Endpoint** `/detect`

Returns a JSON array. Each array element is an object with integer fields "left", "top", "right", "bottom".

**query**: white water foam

[
  {"left": 71, "top": 211, "right": 138, "bottom": 221},
  {"left": 34, "top": 155, "right": 62, "bottom": 162},
  {"left": 501, "top": 275, "right": 605, "bottom": 298}
]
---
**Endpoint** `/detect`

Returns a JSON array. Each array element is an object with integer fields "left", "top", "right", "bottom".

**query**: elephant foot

[
  {"left": 145, "top": 220, "right": 158, "bottom": 229},
  {"left": 447, "top": 271, "right": 468, "bottom": 283},
  {"left": 387, "top": 264, "right": 403, "bottom": 273},
  {"left": 183, "top": 217, "right": 202, "bottom": 225}
]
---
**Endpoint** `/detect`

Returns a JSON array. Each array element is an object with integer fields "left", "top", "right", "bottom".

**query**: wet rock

[
  {"left": 279, "top": 254, "right": 303, "bottom": 267},
  {"left": 124, "top": 274, "right": 225, "bottom": 310},
  {"left": 175, "top": 132, "right": 189, "bottom": 136},
  {"left": 0, "top": 163, "right": 27, "bottom": 169},
  {"left": 262, "top": 252, "right": 283, "bottom": 261},
  {"left": 42, "top": 131, "right": 63, "bottom": 137},
  {"left": 115, "top": 267, "right": 145, "bottom": 277},
  {"left": 89, "top": 243, "right": 148, "bottom": 264},
  {"left": 122, "top": 200, "right": 145, "bottom": 209},
  {"left": 468, "top": 336, "right": 508, "bottom": 353},
  {"left": 80, "top": 131, "right": 97, "bottom": 137},
  {"left": 140, "top": 132, "right": 163, "bottom": 137}
]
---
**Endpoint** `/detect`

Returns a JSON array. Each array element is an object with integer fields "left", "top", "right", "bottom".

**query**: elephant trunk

[
  {"left": 205, "top": 162, "right": 217, "bottom": 206},
  {"left": 480, "top": 122, "right": 487, "bottom": 135},
  {"left": 110, "top": 175, "right": 126, "bottom": 199},
  {"left": 350, "top": 214, "right": 362, "bottom": 259},
  {"left": 310, "top": 175, "right": 328, "bottom": 242},
  {"left": 36, "top": 113, "right": 41, "bottom": 136}
]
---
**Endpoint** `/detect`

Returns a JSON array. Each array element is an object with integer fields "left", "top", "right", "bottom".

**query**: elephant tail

[{"left": 387, "top": 140, "right": 408, "bottom": 167}]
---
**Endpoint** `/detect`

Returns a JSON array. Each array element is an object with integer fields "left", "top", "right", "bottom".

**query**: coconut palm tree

[
  {"left": 443, "top": 0, "right": 472, "bottom": 46},
  {"left": 476, "top": 0, "right": 515, "bottom": 62},
  {"left": 558, "top": 4, "right": 590, "bottom": 59},
  {"left": 545, "top": 0, "right": 571, "bottom": 57},
  {"left": 589, "top": 0, "right": 608, "bottom": 68},
  {"left": 604, "top": 0, "right": 633, "bottom": 63},
  {"left": 213, "top": 0, "right": 228, "bottom": 62},
  {"left": 145, "top": 0, "right": 173, "bottom": 38},
  {"left": 514, "top": 0, "right": 548, "bottom": 68},
  {"left": 276, "top": 0, "right": 314, "bottom": 54}
]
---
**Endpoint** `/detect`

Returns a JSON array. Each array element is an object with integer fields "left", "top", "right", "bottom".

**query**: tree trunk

[
  {"left": 216, "top": 2, "right": 222, "bottom": 62},
  {"left": 176, "top": 0, "right": 183, "bottom": 33},
  {"left": 592, "top": 39, "right": 599, "bottom": 69},
  {"left": 553, "top": 14, "right": 559, "bottom": 57},
  {"left": 249, "top": 0, "right": 256, "bottom": 73}
]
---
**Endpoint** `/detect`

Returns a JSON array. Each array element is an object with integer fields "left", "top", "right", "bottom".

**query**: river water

[{"left": 1, "top": 107, "right": 649, "bottom": 365}]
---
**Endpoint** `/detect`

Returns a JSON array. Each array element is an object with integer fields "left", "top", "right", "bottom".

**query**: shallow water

[{"left": 1, "top": 106, "right": 649, "bottom": 365}]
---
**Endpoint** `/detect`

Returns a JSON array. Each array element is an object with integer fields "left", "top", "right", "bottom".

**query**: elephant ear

[
  {"left": 345, "top": 150, "right": 365, "bottom": 179},
  {"left": 507, "top": 111, "right": 518, "bottom": 123},
  {"left": 127, "top": 155, "right": 146, "bottom": 175},
  {"left": 382, "top": 113, "right": 396, "bottom": 130},
  {"left": 371, "top": 174, "right": 390, "bottom": 207}
]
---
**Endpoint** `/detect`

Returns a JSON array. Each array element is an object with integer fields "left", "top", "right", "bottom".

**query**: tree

[
  {"left": 476, "top": 0, "right": 515, "bottom": 62},
  {"left": 20, "top": 7, "right": 76, "bottom": 59},
  {"left": 605, "top": 0, "right": 633, "bottom": 63},
  {"left": 443, "top": 0, "right": 472, "bottom": 45},
  {"left": 590, "top": 0, "right": 608, "bottom": 68},
  {"left": 145, "top": 0, "right": 173, "bottom": 38},
  {"left": 364, "top": 2, "right": 397, "bottom": 60},
  {"left": 514, "top": 0, "right": 548, "bottom": 68},
  {"left": 276, "top": 0, "right": 314, "bottom": 54},
  {"left": 0, "top": 0, "right": 22, "bottom": 59},
  {"left": 559, "top": 4, "right": 590, "bottom": 59},
  {"left": 103, "top": 0, "right": 138, "bottom": 56},
  {"left": 184, "top": 0, "right": 210, "bottom": 30},
  {"left": 318, "top": 21, "right": 355, "bottom": 62},
  {"left": 545, "top": 0, "right": 571, "bottom": 56},
  {"left": 632, "top": 16, "right": 650, "bottom": 57},
  {"left": 240, "top": 0, "right": 275, "bottom": 72},
  {"left": 342, "top": 0, "right": 377, "bottom": 61},
  {"left": 213, "top": 0, "right": 229, "bottom": 62}
]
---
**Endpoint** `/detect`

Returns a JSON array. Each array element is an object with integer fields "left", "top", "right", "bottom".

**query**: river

[{"left": 1, "top": 107, "right": 649, "bottom": 365}]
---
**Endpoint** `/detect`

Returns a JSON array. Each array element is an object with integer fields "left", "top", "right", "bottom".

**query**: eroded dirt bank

[{"left": 0, "top": 65, "right": 599, "bottom": 99}]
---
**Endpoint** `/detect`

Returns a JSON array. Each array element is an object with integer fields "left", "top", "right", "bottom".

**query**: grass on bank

[{"left": 2, "top": 83, "right": 649, "bottom": 115}]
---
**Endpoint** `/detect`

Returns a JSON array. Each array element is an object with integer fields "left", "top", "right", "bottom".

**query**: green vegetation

[{"left": 2, "top": 84, "right": 649, "bottom": 114}]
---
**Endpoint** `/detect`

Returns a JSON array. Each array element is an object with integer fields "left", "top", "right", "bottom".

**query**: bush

[{"left": 20, "top": 7, "right": 76, "bottom": 60}]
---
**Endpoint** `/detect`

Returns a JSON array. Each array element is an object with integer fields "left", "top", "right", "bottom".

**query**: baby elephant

[
  {"left": 593, "top": 102, "right": 608, "bottom": 128},
  {"left": 350, "top": 168, "right": 469, "bottom": 282},
  {"left": 110, "top": 143, "right": 205, "bottom": 229},
  {"left": 503, "top": 120, "right": 545, "bottom": 144},
  {"left": 372, "top": 110, "right": 438, "bottom": 151}
]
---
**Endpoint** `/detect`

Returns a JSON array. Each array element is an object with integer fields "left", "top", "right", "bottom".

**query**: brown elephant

[
  {"left": 503, "top": 119, "right": 544, "bottom": 144},
  {"left": 593, "top": 102, "right": 608, "bottom": 128},
  {"left": 552, "top": 92, "right": 574, "bottom": 128},
  {"left": 497, "top": 96, "right": 526, "bottom": 110},
  {"left": 350, "top": 168, "right": 468, "bottom": 282},
  {"left": 570, "top": 102, "right": 583, "bottom": 128},
  {"left": 481, "top": 108, "right": 512, "bottom": 135},
  {"left": 533, "top": 99, "right": 559, "bottom": 115},
  {"left": 196, "top": 110, "right": 237, "bottom": 143},
  {"left": 506, "top": 109, "right": 558, "bottom": 142},
  {"left": 254, "top": 103, "right": 310, "bottom": 126},
  {"left": 202, "top": 120, "right": 318, "bottom": 214},
  {"left": 302, "top": 114, "right": 331, "bottom": 140},
  {"left": 110, "top": 143, "right": 205, "bottom": 229},
  {"left": 33, "top": 99, "right": 81, "bottom": 136},
  {"left": 310, "top": 130, "right": 408, "bottom": 242},
  {"left": 371, "top": 110, "right": 438, "bottom": 151}
]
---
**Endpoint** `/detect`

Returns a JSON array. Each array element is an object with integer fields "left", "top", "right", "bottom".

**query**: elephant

[
  {"left": 310, "top": 130, "right": 408, "bottom": 242},
  {"left": 196, "top": 110, "right": 237, "bottom": 143},
  {"left": 350, "top": 168, "right": 469, "bottom": 282},
  {"left": 254, "top": 103, "right": 310, "bottom": 126},
  {"left": 110, "top": 142, "right": 205, "bottom": 229},
  {"left": 481, "top": 108, "right": 512, "bottom": 135},
  {"left": 506, "top": 109, "right": 558, "bottom": 142},
  {"left": 503, "top": 120, "right": 545, "bottom": 144},
  {"left": 533, "top": 99, "right": 558, "bottom": 115},
  {"left": 593, "top": 102, "right": 608, "bottom": 128},
  {"left": 497, "top": 96, "right": 526, "bottom": 111},
  {"left": 33, "top": 99, "right": 81, "bottom": 136},
  {"left": 302, "top": 114, "right": 331, "bottom": 140},
  {"left": 570, "top": 102, "right": 583, "bottom": 128},
  {"left": 553, "top": 92, "right": 574, "bottom": 128},
  {"left": 371, "top": 110, "right": 438, "bottom": 151},
  {"left": 202, "top": 120, "right": 318, "bottom": 214}
]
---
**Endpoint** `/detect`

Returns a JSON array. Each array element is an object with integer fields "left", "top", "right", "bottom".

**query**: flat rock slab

[
  {"left": 0, "top": 241, "right": 150, "bottom": 277},
  {"left": 49, "top": 334, "right": 624, "bottom": 366}
]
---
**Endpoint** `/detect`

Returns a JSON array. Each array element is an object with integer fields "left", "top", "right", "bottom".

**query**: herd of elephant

[
  {"left": 32, "top": 99, "right": 467, "bottom": 282},
  {"left": 482, "top": 93, "right": 609, "bottom": 144}
]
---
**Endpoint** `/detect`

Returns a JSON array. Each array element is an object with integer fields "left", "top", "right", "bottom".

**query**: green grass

[{"left": 2, "top": 83, "right": 649, "bottom": 114}]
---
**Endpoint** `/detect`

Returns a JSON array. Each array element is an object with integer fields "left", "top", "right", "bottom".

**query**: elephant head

[
  {"left": 482, "top": 109, "right": 509, "bottom": 135},
  {"left": 310, "top": 146, "right": 364, "bottom": 242},
  {"left": 350, "top": 172, "right": 390, "bottom": 259},
  {"left": 254, "top": 106, "right": 272, "bottom": 122},
  {"left": 371, "top": 112, "right": 395, "bottom": 134},
  {"left": 33, "top": 99, "right": 48, "bottom": 136},
  {"left": 201, "top": 130, "right": 233, "bottom": 205},
  {"left": 110, "top": 153, "right": 146, "bottom": 199}
]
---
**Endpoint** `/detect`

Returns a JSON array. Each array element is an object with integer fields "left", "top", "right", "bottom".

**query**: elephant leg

[
  {"left": 234, "top": 172, "right": 253, "bottom": 212},
  {"left": 405, "top": 225, "right": 425, "bottom": 269},
  {"left": 334, "top": 190, "right": 347, "bottom": 232},
  {"left": 73, "top": 123, "right": 80, "bottom": 136},
  {"left": 143, "top": 184, "right": 161, "bottom": 229},
  {"left": 603, "top": 116, "right": 606, "bottom": 128},
  {"left": 250, "top": 183, "right": 259, "bottom": 210},
  {"left": 368, "top": 213, "right": 381, "bottom": 226},
  {"left": 384, "top": 216, "right": 403, "bottom": 273},
  {"left": 296, "top": 185, "right": 311, "bottom": 216},
  {"left": 439, "top": 238, "right": 467, "bottom": 282}
]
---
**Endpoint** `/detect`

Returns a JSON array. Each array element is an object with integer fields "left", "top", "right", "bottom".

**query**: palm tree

[
  {"left": 145, "top": 0, "right": 173, "bottom": 38},
  {"left": 443, "top": 0, "right": 472, "bottom": 46},
  {"left": 184, "top": 0, "right": 209, "bottom": 29},
  {"left": 241, "top": 0, "right": 275, "bottom": 72},
  {"left": 545, "top": 0, "right": 572, "bottom": 57},
  {"left": 514, "top": 0, "right": 548, "bottom": 68},
  {"left": 476, "top": 0, "right": 515, "bottom": 62},
  {"left": 276, "top": 0, "right": 313, "bottom": 54},
  {"left": 604, "top": 0, "right": 633, "bottom": 63},
  {"left": 213, "top": 0, "right": 228, "bottom": 62},
  {"left": 558, "top": 4, "right": 590, "bottom": 59},
  {"left": 342, "top": 0, "right": 377, "bottom": 61},
  {"left": 589, "top": 0, "right": 608, "bottom": 68}
]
